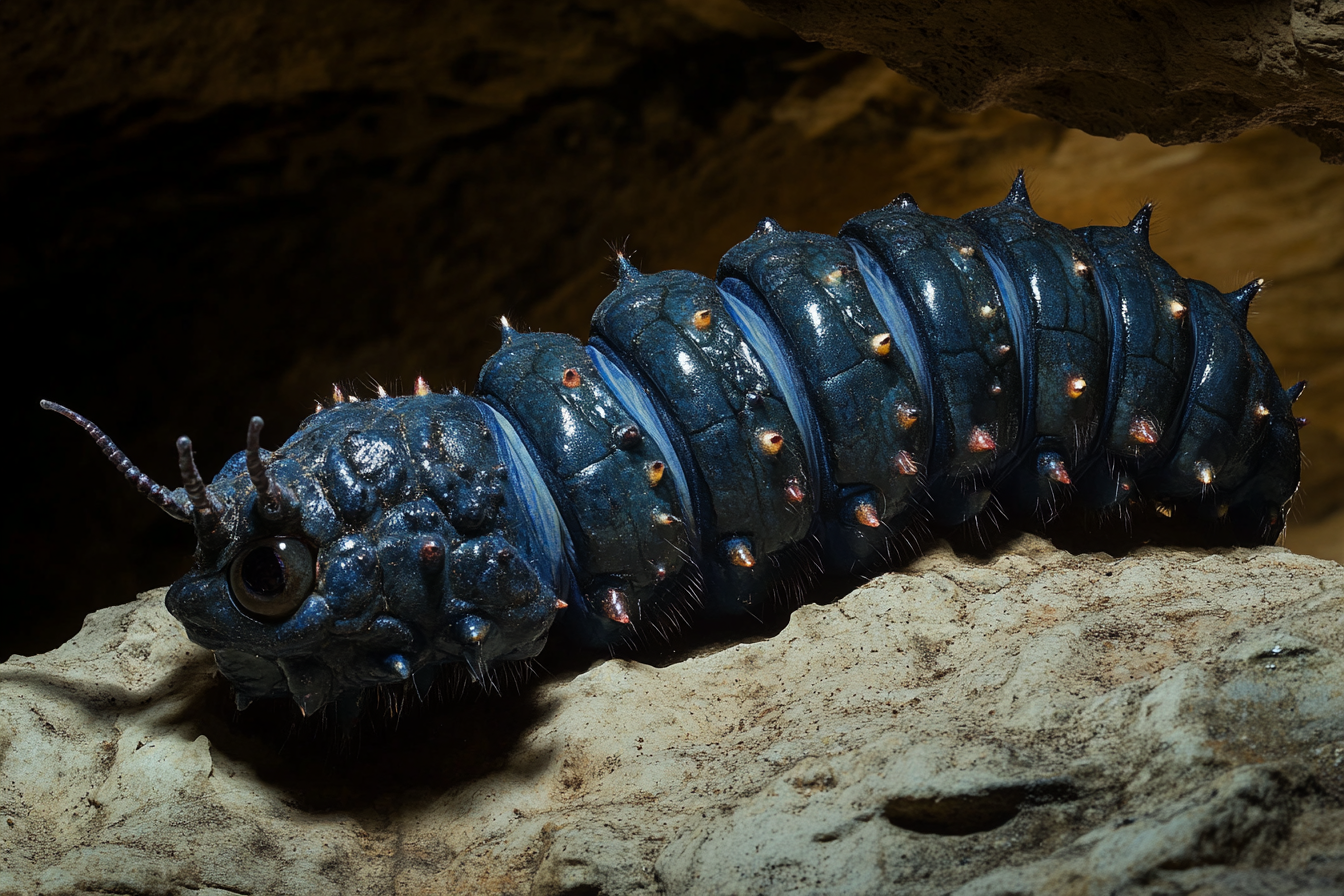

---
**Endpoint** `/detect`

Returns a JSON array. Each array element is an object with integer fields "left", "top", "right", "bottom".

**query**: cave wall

[
  {"left": 744, "top": 0, "right": 1344, "bottom": 162},
  {"left": 5, "top": 0, "right": 1342, "bottom": 660}
]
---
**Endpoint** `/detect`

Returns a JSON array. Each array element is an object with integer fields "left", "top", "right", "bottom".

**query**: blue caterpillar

[{"left": 43, "top": 175, "right": 1306, "bottom": 717}]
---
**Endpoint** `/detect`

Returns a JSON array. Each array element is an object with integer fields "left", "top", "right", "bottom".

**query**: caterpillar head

[{"left": 42, "top": 390, "right": 565, "bottom": 715}]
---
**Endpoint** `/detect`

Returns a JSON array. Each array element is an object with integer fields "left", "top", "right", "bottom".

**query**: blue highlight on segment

[
  {"left": 718, "top": 282, "right": 824, "bottom": 493},
  {"left": 586, "top": 344, "right": 699, "bottom": 544},
  {"left": 847, "top": 241, "right": 933, "bottom": 413},
  {"left": 975, "top": 243, "right": 1032, "bottom": 435},
  {"left": 480, "top": 404, "right": 574, "bottom": 604}
]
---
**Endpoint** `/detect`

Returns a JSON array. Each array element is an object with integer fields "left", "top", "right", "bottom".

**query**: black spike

[
  {"left": 461, "top": 642, "right": 490, "bottom": 687},
  {"left": 280, "top": 658, "right": 334, "bottom": 716},
  {"left": 1128, "top": 203, "right": 1154, "bottom": 240},
  {"left": 615, "top": 253, "right": 642, "bottom": 283},
  {"left": 755, "top": 217, "right": 779, "bottom": 234},
  {"left": 1224, "top": 279, "right": 1263, "bottom": 326},
  {"left": 295, "top": 690, "right": 326, "bottom": 717},
  {"left": 1286, "top": 380, "right": 1307, "bottom": 404},
  {"left": 40, "top": 400, "right": 193, "bottom": 522},
  {"left": 892, "top": 193, "right": 919, "bottom": 210},
  {"left": 1004, "top": 170, "right": 1033, "bottom": 210}
]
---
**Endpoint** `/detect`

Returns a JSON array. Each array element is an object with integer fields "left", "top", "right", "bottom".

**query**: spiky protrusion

[
  {"left": 724, "top": 537, "right": 756, "bottom": 569},
  {"left": 968, "top": 426, "right": 997, "bottom": 452},
  {"left": 1004, "top": 171, "right": 1033, "bottom": 211},
  {"left": 1128, "top": 203, "right": 1154, "bottom": 241},
  {"left": 615, "top": 253, "right": 642, "bottom": 284},
  {"left": 602, "top": 588, "right": 631, "bottom": 625},
  {"left": 453, "top": 616, "right": 492, "bottom": 683},
  {"left": 893, "top": 450, "right": 919, "bottom": 476},
  {"left": 853, "top": 501, "right": 882, "bottom": 528},
  {"left": 1224, "top": 279, "right": 1263, "bottom": 326},
  {"left": 1037, "top": 451, "right": 1072, "bottom": 485},
  {"left": 1286, "top": 380, "right": 1307, "bottom": 404},
  {"left": 1129, "top": 415, "right": 1160, "bottom": 445}
]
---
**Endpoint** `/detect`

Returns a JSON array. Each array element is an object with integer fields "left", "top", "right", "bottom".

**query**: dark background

[{"left": 5, "top": 1, "right": 1342, "bottom": 661}]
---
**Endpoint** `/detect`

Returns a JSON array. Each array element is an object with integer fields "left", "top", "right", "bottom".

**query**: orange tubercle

[{"left": 968, "top": 426, "right": 996, "bottom": 452}]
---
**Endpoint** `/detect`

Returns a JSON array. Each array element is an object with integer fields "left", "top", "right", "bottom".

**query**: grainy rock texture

[
  {"left": 745, "top": 0, "right": 1344, "bottom": 162},
  {"left": 8, "top": 1, "right": 1344, "bottom": 683},
  {"left": 2, "top": 538, "right": 1342, "bottom": 894}
]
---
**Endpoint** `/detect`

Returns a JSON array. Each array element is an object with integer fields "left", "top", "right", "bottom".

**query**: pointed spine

[
  {"left": 1128, "top": 203, "right": 1154, "bottom": 241},
  {"left": 1004, "top": 170, "right": 1033, "bottom": 211},
  {"left": 1224, "top": 279, "right": 1263, "bottom": 326},
  {"left": 615, "top": 253, "right": 642, "bottom": 284}
]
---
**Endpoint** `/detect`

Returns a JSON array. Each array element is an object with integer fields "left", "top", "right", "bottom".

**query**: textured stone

[
  {"left": 745, "top": 0, "right": 1344, "bottom": 163},
  {"left": 2, "top": 538, "right": 1341, "bottom": 894}
]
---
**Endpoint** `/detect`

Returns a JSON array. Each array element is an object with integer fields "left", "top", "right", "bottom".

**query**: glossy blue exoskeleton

[{"left": 44, "top": 175, "right": 1305, "bottom": 715}]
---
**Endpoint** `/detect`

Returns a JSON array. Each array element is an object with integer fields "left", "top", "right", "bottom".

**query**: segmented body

[{"left": 45, "top": 176, "right": 1304, "bottom": 716}]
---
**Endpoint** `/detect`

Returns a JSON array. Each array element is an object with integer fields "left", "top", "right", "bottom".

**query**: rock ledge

[{"left": 2, "top": 536, "right": 1342, "bottom": 895}]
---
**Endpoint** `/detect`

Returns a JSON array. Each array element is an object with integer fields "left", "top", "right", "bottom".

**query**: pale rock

[{"left": 2, "top": 537, "right": 1341, "bottom": 895}]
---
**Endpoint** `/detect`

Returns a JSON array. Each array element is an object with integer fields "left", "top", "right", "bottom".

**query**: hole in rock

[{"left": 883, "top": 777, "right": 1078, "bottom": 836}]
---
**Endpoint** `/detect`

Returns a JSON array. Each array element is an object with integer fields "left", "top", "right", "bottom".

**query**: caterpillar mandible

[{"left": 42, "top": 174, "right": 1306, "bottom": 717}]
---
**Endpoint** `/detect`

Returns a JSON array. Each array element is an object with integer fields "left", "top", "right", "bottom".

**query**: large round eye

[{"left": 228, "top": 536, "right": 315, "bottom": 620}]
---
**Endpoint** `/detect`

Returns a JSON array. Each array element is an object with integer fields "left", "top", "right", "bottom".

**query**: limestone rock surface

[
  {"left": 745, "top": 0, "right": 1344, "bottom": 162},
  {"left": 2, "top": 537, "right": 1342, "bottom": 895}
]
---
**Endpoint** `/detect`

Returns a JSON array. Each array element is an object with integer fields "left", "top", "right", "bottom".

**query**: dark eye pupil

[
  {"left": 229, "top": 536, "right": 314, "bottom": 621},
  {"left": 240, "top": 548, "right": 286, "bottom": 597}
]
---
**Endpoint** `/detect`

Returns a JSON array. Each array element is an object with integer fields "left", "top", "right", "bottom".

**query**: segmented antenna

[
  {"left": 175, "top": 436, "right": 222, "bottom": 526},
  {"left": 41, "top": 400, "right": 193, "bottom": 522},
  {"left": 246, "top": 416, "right": 293, "bottom": 520}
]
